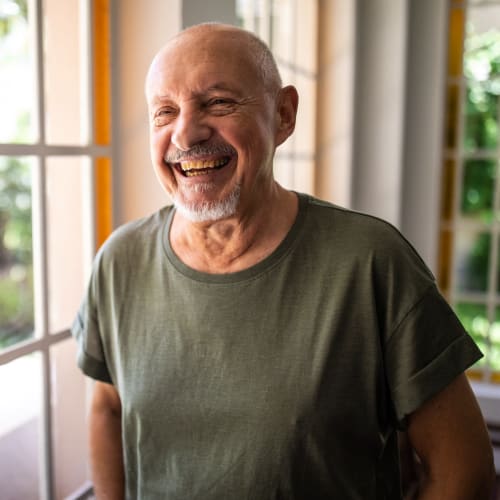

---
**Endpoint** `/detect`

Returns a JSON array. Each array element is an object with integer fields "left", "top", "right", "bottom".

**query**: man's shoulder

[
  {"left": 302, "top": 194, "right": 434, "bottom": 278},
  {"left": 304, "top": 195, "right": 407, "bottom": 245}
]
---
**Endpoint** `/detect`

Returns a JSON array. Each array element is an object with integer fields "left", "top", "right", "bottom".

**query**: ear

[{"left": 274, "top": 85, "right": 299, "bottom": 147}]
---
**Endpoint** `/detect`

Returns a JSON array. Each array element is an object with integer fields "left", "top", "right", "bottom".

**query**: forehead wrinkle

[
  {"left": 205, "top": 82, "right": 245, "bottom": 96},
  {"left": 150, "top": 81, "right": 244, "bottom": 104}
]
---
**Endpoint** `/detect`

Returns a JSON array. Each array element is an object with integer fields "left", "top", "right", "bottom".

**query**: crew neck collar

[{"left": 162, "top": 192, "right": 310, "bottom": 284}]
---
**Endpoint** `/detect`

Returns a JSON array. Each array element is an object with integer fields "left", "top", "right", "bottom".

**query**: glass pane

[
  {"left": 455, "top": 302, "right": 488, "bottom": 366},
  {"left": 271, "top": 0, "right": 293, "bottom": 64},
  {"left": 236, "top": 0, "right": 255, "bottom": 29},
  {"left": 464, "top": 5, "right": 500, "bottom": 151},
  {"left": 496, "top": 235, "right": 500, "bottom": 294},
  {"left": 466, "top": 4, "right": 500, "bottom": 78},
  {"left": 273, "top": 155, "right": 294, "bottom": 190},
  {"left": 464, "top": 83, "right": 499, "bottom": 151},
  {"left": 295, "top": 0, "right": 317, "bottom": 76},
  {"left": 460, "top": 159, "right": 496, "bottom": 223},
  {"left": 0, "top": 0, "right": 36, "bottom": 143},
  {"left": 491, "top": 309, "right": 500, "bottom": 371},
  {"left": 46, "top": 157, "right": 89, "bottom": 333},
  {"left": 51, "top": 339, "right": 90, "bottom": 498},
  {"left": 454, "top": 230, "right": 491, "bottom": 292},
  {"left": 43, "top": 0, "right": 88, "bottom": 145},
  {"left": 0, "top": 353, "right": 41, "bottom": 499},
  {"left": 294, "top": 73, "right": 316, "bottom": 159},
  {"left": 0, "top": 156, "right": 35, "bottom": 350}
]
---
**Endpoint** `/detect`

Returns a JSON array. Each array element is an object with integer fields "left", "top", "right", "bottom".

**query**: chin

[{"left": 173, "top": 184, "right": 241, "bottom": 223}]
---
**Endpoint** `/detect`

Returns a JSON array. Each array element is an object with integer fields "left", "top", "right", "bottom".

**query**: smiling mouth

[{"left": 172, "top": 157, "right": 231, "bottom": 177}]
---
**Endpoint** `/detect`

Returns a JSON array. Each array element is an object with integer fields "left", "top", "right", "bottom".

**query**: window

[
  {"left": 439, "top": 0, "right": 500, "bottom": 383},
  {"left": 0, "top": 0, "right": 112, "bottom": 498},
  {"left": 236, "top": 0, "right": 317, "bottom": 195}
]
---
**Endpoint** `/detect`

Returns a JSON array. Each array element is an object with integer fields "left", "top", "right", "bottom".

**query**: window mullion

[
  {"left": 32, "top": 144, "right": 55, "bottom": 500},
  {"left": 258, "top": 0, "right": 271, "bottom": 44},
  {"left": 32, "top": 0, "right": 45, "bottom": 145},
  {"left": 486, "top": 224, "right": 498, "bottom": 380},
  {"left": 0, "top": 330, "right": 71, "bottom": 366},
  {"left": 32, "top": 0, "right": 55, "bottom": 497}
]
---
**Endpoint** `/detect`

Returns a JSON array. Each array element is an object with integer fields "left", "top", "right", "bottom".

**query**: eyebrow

[{"left": 152, "top": 83, "right": 242, "bottom": 103}]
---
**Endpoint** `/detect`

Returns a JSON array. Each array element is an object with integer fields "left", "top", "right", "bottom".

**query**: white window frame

[
  {"left": 237, "top": 0, "right": 317, "bottom": 194},
  {"left": 0, "top": 0, "right": 113, "bottom": 498},
  {"left": 441, "top": 0, "right": 500, "bottom": 383}
]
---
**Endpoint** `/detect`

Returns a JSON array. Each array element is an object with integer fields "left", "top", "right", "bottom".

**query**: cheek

[
  {"left": 152, "top": 161, "right": 177, "bottom": 195},
  {"left": 150, "top": 129, "right": 171, "bottom": 164},
  {"left": 149, "top": 131, "right": 177, "bottom": 188}
]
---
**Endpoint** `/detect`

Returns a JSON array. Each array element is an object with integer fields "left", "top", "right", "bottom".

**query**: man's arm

[
  {"left": 407, "top": 373, "right": 495, "bottom": 499},
  {"left": 89, "top": 381, "right": 125, "bottom": 500}
]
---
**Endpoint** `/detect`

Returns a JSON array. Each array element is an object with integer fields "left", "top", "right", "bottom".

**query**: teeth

[
  {"left": 185, "top": 170, "right": 209, "bottom": 177},
  {"left": 180, "top": 158, "right": 227, "bottom": 171}
]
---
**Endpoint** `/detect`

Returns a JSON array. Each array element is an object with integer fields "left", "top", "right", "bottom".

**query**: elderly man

[{"left": 72, "top": 23, "right": 495, "bottom": 499}]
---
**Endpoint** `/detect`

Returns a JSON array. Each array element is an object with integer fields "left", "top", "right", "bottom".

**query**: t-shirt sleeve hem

[
  {"left": 393, "top": 333, "right": 482, "bottom": 426},
  {"left": 77, "top": 347, "right": 113, "bottom": 384},
  {"left": 71, "top": 305, "right": 113, "bottom": 384}
]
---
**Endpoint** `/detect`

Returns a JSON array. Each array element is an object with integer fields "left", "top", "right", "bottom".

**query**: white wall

[
  {"left": 351, "top": 0, "right": 408, "bottom": 228},
  {"left": 182, "top": 0, "right": 237, "bottom": 27},
  {"left": 111, "top": 0, "right": 182, "bottom": 226},
  {"left": 400, "top": 0, "right": 448, "bottom": 273},
  {"left": 334, "top": 0, "right": 447, "bottom": 273}
]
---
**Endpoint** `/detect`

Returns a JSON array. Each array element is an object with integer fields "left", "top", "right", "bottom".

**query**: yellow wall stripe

[
  {"left": 93, "top": 0, "right": 111, "bottom": 145},
  {"left": 447, "top": 7, "right": 465, "bottom": 78},
  {"left": 94, "top": 157, "right": 113, "bottom": 250},
  {"left": 92, "top": 0, "right": 112, "bottom": 249}
]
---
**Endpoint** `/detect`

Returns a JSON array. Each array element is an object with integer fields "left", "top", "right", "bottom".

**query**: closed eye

[
  {"left": 207, "top": 98, "right": 234, "bottom": 106},
  {"left": 153, "top": 107, "right": 177, "bottom": 126},
  {"left": 205, "top": 98, "right": 237, "bottom": 115},
  {"left": 158, "top": 108, "right": 176, "bottom": 115}
]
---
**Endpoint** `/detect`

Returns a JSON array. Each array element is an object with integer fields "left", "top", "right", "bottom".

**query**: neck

[{"left": 169, "top": 184, "right": 298, "bottom": 274}]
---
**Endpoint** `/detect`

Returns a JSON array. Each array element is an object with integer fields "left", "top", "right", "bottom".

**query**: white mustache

[{"left": 164, "top": 144, "right": 237, "bottom": 163}]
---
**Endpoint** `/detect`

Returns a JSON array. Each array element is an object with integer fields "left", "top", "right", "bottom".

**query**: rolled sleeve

[
  {"left": 385, "top": 286, "right": 482, "bottom": 426},
  {"left": 71, "top": 301, "right": 113, "bottom": 384}
]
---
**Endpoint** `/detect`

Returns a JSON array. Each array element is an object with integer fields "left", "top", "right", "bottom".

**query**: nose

[{"left": 171, "top": 107, "right": 211, "bottom": 151}]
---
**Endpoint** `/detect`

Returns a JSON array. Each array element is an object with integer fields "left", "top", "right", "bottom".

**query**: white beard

[{"left": 173, "top": 183, "right": 241, "bottom": 222}]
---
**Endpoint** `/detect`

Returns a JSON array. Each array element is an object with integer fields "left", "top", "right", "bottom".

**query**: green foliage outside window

[
  {"left": 463, "top": 27, "right": 500, "bottom": 214},
  {"left": 461, "top": 159, "right": 495, "bottom": 223},
  {"left": 464, "top": 29, "right": 500, "bottom": 151},
  {"left": 0, "top": 156, "right": 33, "bottom": 349},
  {"left": 455, "top": 303, "right": 489, "bottom": 366},
  {"left": 0, "top": 0, "right": 33, "bottom": 349},
  {"left": 456, "top": 23, "right": 500, "bottom": 371}
]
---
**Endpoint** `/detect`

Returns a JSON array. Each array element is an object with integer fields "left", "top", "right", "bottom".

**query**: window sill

[{"left": 471, "top": 381, "right": 500, "bottom": 424}]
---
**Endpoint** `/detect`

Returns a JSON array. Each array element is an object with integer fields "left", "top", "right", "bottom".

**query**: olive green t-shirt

[{"left": 72, "top": 193, "right": 481, "bottom": 499}]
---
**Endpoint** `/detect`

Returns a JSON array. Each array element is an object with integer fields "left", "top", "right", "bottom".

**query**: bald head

[{"left": 145, "top": 23, "right": 282, "bottom": 99}]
